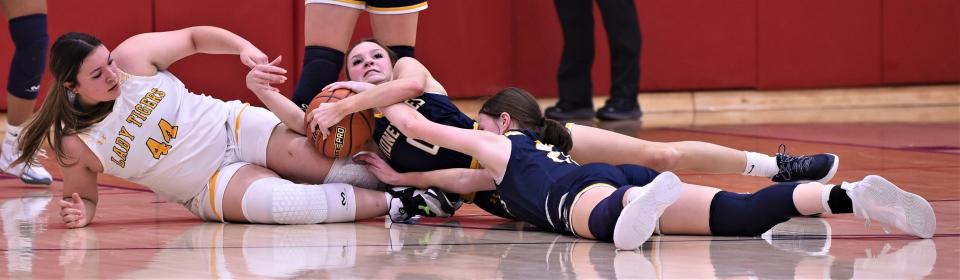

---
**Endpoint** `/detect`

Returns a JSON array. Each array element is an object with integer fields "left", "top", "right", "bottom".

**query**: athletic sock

[{"left": 742, "top": 151, "right": 778, "bottom": 177}]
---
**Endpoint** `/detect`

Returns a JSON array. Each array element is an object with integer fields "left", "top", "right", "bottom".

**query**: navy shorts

[{"left": 547, "top": 163, "right": 660, "bottom": 236}]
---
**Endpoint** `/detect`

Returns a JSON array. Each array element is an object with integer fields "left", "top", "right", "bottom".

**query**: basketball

[{"left": 304, "top": 88, "right": 375, "bottom": 159}]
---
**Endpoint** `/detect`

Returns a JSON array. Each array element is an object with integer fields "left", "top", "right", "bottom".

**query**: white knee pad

[
  {"left": 241, "top": 178, "right": 357, "bottom": 224},
  {"left": 325, "top": 157, "right": 382, "bottom": 190}
]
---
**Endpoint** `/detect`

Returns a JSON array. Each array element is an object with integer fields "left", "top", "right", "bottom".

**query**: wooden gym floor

[{"left": 0, "top": 85, "right": 957, "bottom": 279}]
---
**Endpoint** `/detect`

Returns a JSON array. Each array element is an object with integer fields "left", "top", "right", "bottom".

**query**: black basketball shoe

[
  {"left": 771, "top": 144, "right": 840, "bottom": 184},
  {"left": 387, "top": 186, "right": 462, "bottom": 222},
  {"left": 596, "top": 98, "right": 642, "bottom": 121},
  {"left": 545, "top": 102, "right": 595, "bottom": 121}
]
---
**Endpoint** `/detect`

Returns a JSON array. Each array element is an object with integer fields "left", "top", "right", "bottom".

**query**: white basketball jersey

[{"left": 80, "top": 71, "right": 230, "bottom": 204}]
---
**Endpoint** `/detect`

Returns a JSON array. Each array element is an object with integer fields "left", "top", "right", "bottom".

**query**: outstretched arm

[
  {"left": 112, "top": 26, "right": 267, "bottom": 76},
  {"left": 378, "top": 103, "right": 512, "bottom": 180},
  {"left": 246, "top": 57, "right": 307, "bottom": 135},
  {"left": 353, "top": 152, "right": 496, "bottom": 194},
  {"left": 403, "top": 168, "right": 496, "bottom": 194}
]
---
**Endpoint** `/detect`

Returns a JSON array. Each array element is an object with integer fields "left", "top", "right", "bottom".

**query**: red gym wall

[{"left": 0, "top": 0, "right": 956, "bottom": 109}]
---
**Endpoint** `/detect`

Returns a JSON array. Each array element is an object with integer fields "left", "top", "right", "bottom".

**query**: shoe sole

[
  {"left": 0, "top": 169, "right": 53, "bottom": 185},
  {"left": 613, "top": 172, "right": 682, "bottom": 250},
  {"left": 861, "top": 175, "right": 936, "bottom": 238},
  {"left": 424, "top": 189, "right": 454, "bottom": 218},
  {"left": 814, "top": 154, "right": 840, "bottom": 184},
  {"left": 20, "top": 176, "right": 53, "bottom": 185},
  {"left": 596, "top": 113, "right": 643, "bottom": 121},
  {"left": 545, "top": 112, "right": 595, "bottom": 121},
  {"left": 0, "top": 156, "right": 53, "bottom": 185}
]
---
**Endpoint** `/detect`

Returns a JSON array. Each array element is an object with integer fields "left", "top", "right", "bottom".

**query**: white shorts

[
  {"left": 186, "top": 102, "right": 281, "bottom": 222},
  {"left": 306, "top": 0, "right": 428, "bottom": 15}
]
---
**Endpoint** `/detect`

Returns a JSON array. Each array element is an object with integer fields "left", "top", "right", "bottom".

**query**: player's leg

[
  {"left": 220, "top": 101, "right": 377, "bottom": 188},
  {"left": 660, "top": 177, "right": 935, "bottom": 238},
  {"left": 568, "top": 171, "right": 682, "bottom": 250},
  {"left": 367, "top": 0, "right": 426, "bottom": 59},
  {"left": 199, "top": 162, "right": 389, "bottom": 224},
  {"left": 659, "top": 182, "right": 821, "bottom": 236},
  {"left": 569, "top": 124, "right": 839, "bottom": 183}
]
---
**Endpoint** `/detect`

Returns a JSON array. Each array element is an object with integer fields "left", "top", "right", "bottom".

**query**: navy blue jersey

[
  {"left": 496, "top": 131, "right": 659, "bottom": 235},
  {"left": 374, "top": 93, "right": 477, "bottom": 172}
]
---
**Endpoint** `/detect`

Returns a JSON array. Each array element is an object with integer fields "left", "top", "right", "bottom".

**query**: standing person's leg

[
  {"left": 367, "top": 0, "right": 426, "bottom": 59},
  {"left": 595, "top": 0, "right": 642, "bottom": 121},
  {"left": 292, "top": 2, "right": 362, "bottom": 109},
  {"left": 545, "top": 0, "right": 596, "bottom": 121},
  {"left": 0, "top": 0, "right": 50, "bottom": 184}
]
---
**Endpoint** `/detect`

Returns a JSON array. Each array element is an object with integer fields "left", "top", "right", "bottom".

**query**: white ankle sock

[
  {"left": 5, "top": 123, "right": 21, "bottom": 138},
  {"left": 840, "top": 181, "right": 857, "bottom": 191},
  {"left": 742, "top": 151, "right": 778, "bottom": 177}
]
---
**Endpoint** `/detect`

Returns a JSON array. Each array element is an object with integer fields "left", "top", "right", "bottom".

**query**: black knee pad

[
  {"left": 292, "top": 46, "right": 344, "bottom": 109},
  {"left": 586, "top": 186, "right": 631, "bottom": 241},
  {"left": 7, "top": 14, "right": 48, "bottom": 100},
  {"left": 388, "top": 45, "right": 415, "bottom": 59},
  {"left": 709, "top": 183, "right": 802, "bottom": 236}
]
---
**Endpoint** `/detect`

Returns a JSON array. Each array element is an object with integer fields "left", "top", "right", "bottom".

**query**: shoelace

[{"left": 775, "top": 144, "right": 813, "bottom": 181}]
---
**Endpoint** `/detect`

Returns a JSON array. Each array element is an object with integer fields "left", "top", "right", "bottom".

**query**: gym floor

[{"left": 0, "top": 85, "right": 957, "bottom": 279}]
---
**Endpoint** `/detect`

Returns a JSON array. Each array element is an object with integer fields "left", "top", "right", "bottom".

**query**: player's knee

[
  {"left": 241, "top": 178, "right": 357, "bottom": 224},
  {"left": 7, "top": 14, "right": 48, "bottom": 100},
  {"left": 586, "top": 186, "right": 631, "bottom": 241},
  {"left": 646, "top": 146, "right": 680, "bottom": 172}
]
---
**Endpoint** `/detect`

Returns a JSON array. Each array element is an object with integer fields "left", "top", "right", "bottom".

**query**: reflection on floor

[{"left": 0, "top": 112, "right": 958, "bottom": 278}]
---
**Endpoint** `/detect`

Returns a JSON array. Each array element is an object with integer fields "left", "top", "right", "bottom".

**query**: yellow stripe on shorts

[
  {"left": 367, "top": 1, "right": 427, "bottom": 12},
  {"left": 208, "top": 169, "right": 223, "bottom": 221},
  {"left": 234, "top": 103, "right": 250, "bottom": 143},
  {"left": 334, "top": 0, "right": 366, "bottom": 6}
]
